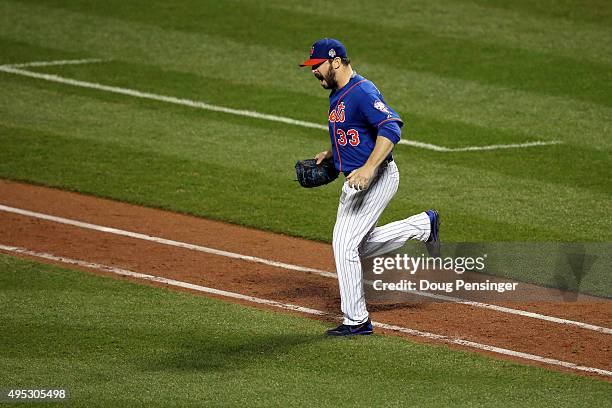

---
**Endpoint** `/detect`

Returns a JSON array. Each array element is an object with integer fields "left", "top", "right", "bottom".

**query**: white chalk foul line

[
  {"left": 0, "top": 59, "right": 561, "bottom": 152},
  {"left": 0, "top": 244, "right": 327, "bottom": 317},
  {"left": 0, "top": 244, "right": 609, "bottom": 378},
  {"left": 410, "top": 140, "right": 563, "bottom": 152},
  {"left": 0, "top": 58, "right": 105, "bottom": 69},
  {"left": 0, "top": 64, "right": 325, "bottom": 131},
  {"left": 0, "top": 203, "right": 609, "bottom": 335},
  {"left": 0, "top": 204, "right": 333, "bottom": 278}
]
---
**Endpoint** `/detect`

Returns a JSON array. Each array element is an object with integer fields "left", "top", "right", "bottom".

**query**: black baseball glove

[{"left": 295, "top": 157, "right": 339, "bottom": 188}]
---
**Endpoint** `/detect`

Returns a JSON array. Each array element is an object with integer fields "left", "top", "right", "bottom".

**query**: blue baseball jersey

[{"left": 328, "top": 74, "right": 403, "bottom": 173}]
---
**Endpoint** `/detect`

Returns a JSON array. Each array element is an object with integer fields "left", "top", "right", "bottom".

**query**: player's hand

[
  {"left": 314, "top": 150, "right": 333, "bottom": 164},
  {"left": 346, "top": 165, "right": 376, "bottom": 191}
]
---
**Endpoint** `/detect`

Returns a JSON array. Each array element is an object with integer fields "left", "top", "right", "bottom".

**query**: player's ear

[{"left": 331, "top": 57, "right": 341, "bottom": 69}]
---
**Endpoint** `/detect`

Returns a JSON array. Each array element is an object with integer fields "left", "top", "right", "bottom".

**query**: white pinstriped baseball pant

[{"left": 333, "top": 161, "right": 431, "bottom": 325}]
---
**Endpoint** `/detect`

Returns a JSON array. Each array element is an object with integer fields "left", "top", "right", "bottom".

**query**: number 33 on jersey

[
  {"left": 329, "top": 103, "right": 360, "bottom": 146},
  {"left": 327, "top": 75, "right": 404, "bottom": 173}
]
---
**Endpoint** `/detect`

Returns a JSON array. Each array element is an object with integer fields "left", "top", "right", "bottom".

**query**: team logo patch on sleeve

[{"left": 373, "top": 100, "right": 391, "bottom": 117}]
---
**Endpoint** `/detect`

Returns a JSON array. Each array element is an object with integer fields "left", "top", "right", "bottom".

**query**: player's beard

[{"left": 317, "top": 65, "right": 339, "bottom": 90}]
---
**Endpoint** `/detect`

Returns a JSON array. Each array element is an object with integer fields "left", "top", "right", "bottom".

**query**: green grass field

[
  {"left": 0, "top": 0, "right": 611, "bottom": 242},
  {"left": 1, "top": 0, "right": 611, "bottom": 405},
  {"left": 1, "top": 255, "right": 610, "bottom": 407}
]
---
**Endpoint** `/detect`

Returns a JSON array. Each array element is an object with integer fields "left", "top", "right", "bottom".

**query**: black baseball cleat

[
  {"left": 424, "top": 209, "right": 441, "bottom": 258},
  {"left": 325, "top": 320, "right": 373, "bottom": 336}
]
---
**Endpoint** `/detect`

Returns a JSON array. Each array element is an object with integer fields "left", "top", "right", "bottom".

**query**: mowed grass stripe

[
  {"left": 2, "top": 255, "right": 610, "bottom": 407},
  {"left": 0, "top": 58, "right": 567, "bottom": 152},
  {"left": 0, "top": 2, "right": 610, "bottom": 243},
  {"left": 8, "top": 0, "right": 612, "bottom": 107},
  {"left": 465, "top": 0, "right": 612, "bottom": 27},
  {"left": 47, "top": 57, "right": 612, "bottom": 150},
  {"left": 20, "top": 55, "right": 608, "bottom": 152},
  {"left": 12, "top": 0, "right": 612, "bottom": 66},
  {"left": 266, "top": 0, "right": 612, "bottom": 65},
  {"left": 1, "top": 5, "right": 611, "bottom": 150},
  {"left": 0, "top": 122, "right": 609, "bottom": 242},
  {"left": 1, "top": 46, "right": 610, "bottom": 156},
  {"left": 1, "top": 57, "right": 610, "bottom": 195},
  {"left": 371, "top": 65, "right": 612, "bottom": 151}
]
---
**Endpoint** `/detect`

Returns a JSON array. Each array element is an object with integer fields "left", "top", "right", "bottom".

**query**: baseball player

[{"left": 299, "top": 38, "right": 440, "bottom": 336}]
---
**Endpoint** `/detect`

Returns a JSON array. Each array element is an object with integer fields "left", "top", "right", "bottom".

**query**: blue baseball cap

[{"left": 299, "top": 38, "right": 347, "bottom": 67}]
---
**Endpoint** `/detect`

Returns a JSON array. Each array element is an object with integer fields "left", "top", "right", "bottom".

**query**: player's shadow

[
  {"left": 553, "top": 243, "right": 597, "bottom": 301},
  {"left": 144, "top": 331, "right": 325, "bottom": 373}
]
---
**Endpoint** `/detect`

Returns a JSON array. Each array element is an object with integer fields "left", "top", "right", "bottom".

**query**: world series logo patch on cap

[{"left": 328, "top": 49, "right": 336, "bottom": 58}]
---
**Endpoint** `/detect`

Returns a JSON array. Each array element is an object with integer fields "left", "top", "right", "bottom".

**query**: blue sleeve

[
  {"left": 378, "top": 120, "right": 402, "bottom": 144},
  {"left": 359, "top": 92, "right": 403, "bottom": 144}
]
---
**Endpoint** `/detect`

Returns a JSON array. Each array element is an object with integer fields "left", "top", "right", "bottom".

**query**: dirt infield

[{"left": 0, "top": 179, "right": 610, "bottom": 379}]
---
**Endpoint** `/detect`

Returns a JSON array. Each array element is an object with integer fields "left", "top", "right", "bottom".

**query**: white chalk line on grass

[
  {"left": 0, "top": 59, "right": 562, "bottom": 152},
  {"left": 411, "top": 140, "right": 563, "bottom": 152},
  {"left": 1, "top": 203, "right": 610, "bottom": 335},
  {"left": 0, "top": 58, "right": 105, "bottom": 69},
  {"left": 0, "top": 243, "right": 609, "bottom": 378}
]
